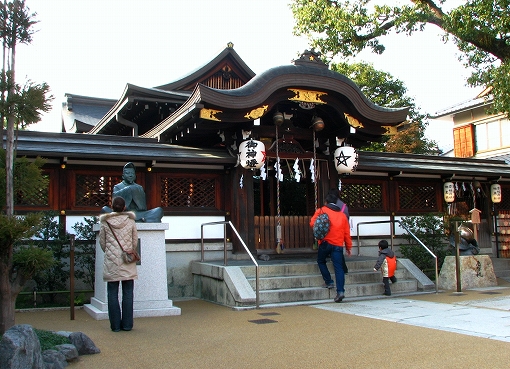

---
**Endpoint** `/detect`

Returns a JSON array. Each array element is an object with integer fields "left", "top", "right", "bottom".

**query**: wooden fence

[{"left": 254, "top": 215, "right": 314, "bottom": 251}]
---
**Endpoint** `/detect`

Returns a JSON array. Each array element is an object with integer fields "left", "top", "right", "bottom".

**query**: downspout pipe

[{"left": 116, "top": 114, "right": 138, "bottom": 137}]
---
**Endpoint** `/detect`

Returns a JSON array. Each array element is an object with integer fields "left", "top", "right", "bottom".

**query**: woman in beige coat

[{"left": 99, "top": 197, "right": 138, "bottom": 332}]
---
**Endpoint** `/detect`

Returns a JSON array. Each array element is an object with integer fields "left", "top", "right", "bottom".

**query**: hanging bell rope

[
  {"left": 275, "top": 124, "right": 283, "bottom": 254},
  {"left": 313, "top": 129, "right": 318, "bottom": 210}
]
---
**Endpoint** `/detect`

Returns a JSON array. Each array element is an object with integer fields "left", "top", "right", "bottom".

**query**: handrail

[
  {"left": 200, "top": 221, "right": 259, "bottom": 308},
  {"left": 356, "top": 220, "right": 439, "bottom": 293}
]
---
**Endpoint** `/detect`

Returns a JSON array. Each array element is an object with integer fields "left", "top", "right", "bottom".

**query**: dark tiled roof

[
  {"left": 8, "top": 130, "right": 235, "bottom": 165},
  {"left": 358, "top": 151, "right": 510, "bottom": 178},
  {"left": 487, "top": 153, "right": 510, "bottom": 165},
  {"left": 62, "top": 94, "right": 117, "bottom": 133},
  {"left": 8, "top": 131, "right": 510, "bottom": 180}
]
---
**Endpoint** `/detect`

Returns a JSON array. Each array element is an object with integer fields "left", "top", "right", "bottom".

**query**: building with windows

[{"left": 432, "top": 87, "right": 510, "bottom": 163}]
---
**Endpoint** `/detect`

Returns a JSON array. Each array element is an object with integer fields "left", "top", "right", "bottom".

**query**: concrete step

[
  {"left": 240, "top": 259, "right": 377, "bottom": 278},
  {"left": 247, "top": 270, "right": 404, "bottom": 290},
  {"left": 490, "top": 257, "right": 510, "bottom": 278},
  {"left": 258, "top": 279, "right": 418, "bottom": 304},
  {"left": 246, "top": 262, "right": 414, "bottom": 291},
  {"left": 191, "top": 257, "right": 433, "bottom": 309}
]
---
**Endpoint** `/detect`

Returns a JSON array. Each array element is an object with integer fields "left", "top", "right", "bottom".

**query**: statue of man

[{"left": 102, "top": 162, "right": 163, "bottom": 223}]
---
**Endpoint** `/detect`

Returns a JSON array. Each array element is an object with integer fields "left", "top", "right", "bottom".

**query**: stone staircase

[
  {"left": 191, "top": 256, "right": 435, "bottom": 309},
  {"left": 491, "top": 257, "right": 510, "bottom": 280}
]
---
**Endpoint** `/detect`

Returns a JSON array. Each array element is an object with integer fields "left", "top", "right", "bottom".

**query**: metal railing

[
  {"left": 200, "top": 221, "right": 260, "bottom": 308},
  {"left": 356, "top": 220, "right": 439, "bottom": 293}
]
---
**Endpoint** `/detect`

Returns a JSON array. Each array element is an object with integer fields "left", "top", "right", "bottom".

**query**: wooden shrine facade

[
  {"left": 9, "top": 44, "right": 510, "bottom": 256},
  {"left": 9, "top": 130, "right": 510, "bottom": 255}
]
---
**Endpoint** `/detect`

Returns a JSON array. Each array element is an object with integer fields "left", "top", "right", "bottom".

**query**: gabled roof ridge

[
  {"left": 64, "top": 93, "right": 118, "bottom": 105},
  {"left": 154, "top": 43, "right": 255, "bottom": 91},
  {"left": 88, "top": 83, "right": 192, "bottom": 134},
  {"left": 141, "top": 84, "right": 203, "bottom": 139}
]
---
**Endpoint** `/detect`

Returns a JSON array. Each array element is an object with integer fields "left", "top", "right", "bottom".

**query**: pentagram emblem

[{"left": 335, "top": 150, "right": 351, "bottom": 167}]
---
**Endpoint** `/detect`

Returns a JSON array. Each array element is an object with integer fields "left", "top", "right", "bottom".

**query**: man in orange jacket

[{"left": 310, "top": 191, "right": 352, "bottom": 302}]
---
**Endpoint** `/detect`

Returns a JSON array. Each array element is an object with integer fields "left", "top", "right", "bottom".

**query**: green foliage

[
  {"left": 291, "top": 0, "right": 510, "bottom": 116},
  {"left": 12, "top": 246, "right": 53, "bottom": 278},
  {"left": 72, "top": 217, "right": 97, "bottom": 290},
  {"left": 34, "top": 328, "right": 71, "bottom": 351},
  {"left": 0, "top": 212, "right": 41, "bottom": 256},
  {"left": 31, "top": 212, "right": 69, "bottom": 302},
  {"left": 0, "top": 149, "right": 48, "bottom": 209},
  {"left": 331, "top": 61, "right": 439, "bottom": 154},
  {"left": 399, "top": 213, "right": 450, "bottom": 279},
  {"left": 13, "top": 79, "right": 54, "bottom": 129}
]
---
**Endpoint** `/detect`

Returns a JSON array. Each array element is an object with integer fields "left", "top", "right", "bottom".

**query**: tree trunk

[
  {"left": 0, "top": 261, "right": 15, "bottom": 335},
  {"left": 5, "top": 116, "right": 15, "bottom": 216},
  {"left": 5, "top": 41, "right": 16, "bottom": 217}
]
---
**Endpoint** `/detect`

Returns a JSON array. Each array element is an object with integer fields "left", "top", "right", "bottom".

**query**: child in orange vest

[{"left": 373, "top": 240, "right": 397, "bottom": 296}]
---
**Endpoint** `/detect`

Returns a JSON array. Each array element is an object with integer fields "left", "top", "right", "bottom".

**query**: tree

[
  {"left": 291, "top": 0, "right": 510, "bottom": 116},
  {"left": 332, "top": 61, "right": 439, "bottom": 154},
  {"left": 0, "top": 1, "right": 54, "bottom": 334},
  {"left": 1, "top": 0, "right": 52, "bottom": 216},
  {"left": 0, "top": 151, "right": 53, "bottom": 333}
]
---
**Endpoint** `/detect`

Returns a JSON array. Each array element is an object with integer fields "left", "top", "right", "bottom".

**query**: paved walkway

[
  {"left": 316, "top": 286, "right": 510, "bottom": 342},
  {"left": 14, "top": 280, "right": 510, "bottom": 369}
]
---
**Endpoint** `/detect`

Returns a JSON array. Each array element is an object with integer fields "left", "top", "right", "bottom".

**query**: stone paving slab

[{"left": 313, "top": 291, "right": 510, "bottom": 342}]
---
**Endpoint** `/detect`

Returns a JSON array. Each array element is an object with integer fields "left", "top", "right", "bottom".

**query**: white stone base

[
  {"left": 84, "top": 297, "right": 180, "bottom": 320},
  {"left": 84, "top": 223, "right": 181, "bottom": 320},
  {"left": 438, "top": 255, "right": 497, "bottom": 291}
]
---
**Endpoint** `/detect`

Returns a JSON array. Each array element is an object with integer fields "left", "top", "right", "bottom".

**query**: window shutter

[{"left": 453, "top": 125, "right": 475, "bottom": 157}]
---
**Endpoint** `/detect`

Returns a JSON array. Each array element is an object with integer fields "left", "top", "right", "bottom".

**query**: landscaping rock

[
  {"left": 0, "top": 325, "right": 100, "bottom": 368},
  {"left": 0, "top": 324, "right": 44, "bottom": 369},
  {"left": 42, "top": 349, "right": 68, "bottom": 368},
  {"left": 68, "top": 332, "right": 100, "bottom": 355},
  {"left": 55, "top": 343, "right": 79, "bottom": 362}
]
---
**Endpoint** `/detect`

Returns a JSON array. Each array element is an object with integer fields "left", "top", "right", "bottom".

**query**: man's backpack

[{"left": 313, "top": 209, "right": 330, "bottom": 240}]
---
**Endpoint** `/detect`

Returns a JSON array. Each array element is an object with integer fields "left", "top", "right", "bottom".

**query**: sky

[{"left": 17, "top": 0, "right": 478, "bottom": 150}]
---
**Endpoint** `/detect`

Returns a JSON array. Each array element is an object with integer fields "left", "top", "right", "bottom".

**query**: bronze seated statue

[{"left": 101, "top": 162, "right": 163, "bottom": 223}]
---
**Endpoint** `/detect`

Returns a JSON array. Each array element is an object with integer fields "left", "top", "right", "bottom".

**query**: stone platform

[
  {"left": 438, "top": 255, "right": 497, "bottom": 291},
  {"left": 84, "top": 223, "right": 181, "bottom": 320}
]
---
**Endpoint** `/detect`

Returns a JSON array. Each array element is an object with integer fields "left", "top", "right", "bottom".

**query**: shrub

[
  {"left": 72, "top": 217, "right": 97, "bottom": 291},
  {"left": 399, "top": 213, "right": 450, "bottom": 279},
  {"left": 34, "top": 328, "right": 71, "bottom": 351}
]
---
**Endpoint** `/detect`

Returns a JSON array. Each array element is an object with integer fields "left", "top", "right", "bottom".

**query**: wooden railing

[{"left": 254, "top": 215, "right": 314, "bottom": 250}]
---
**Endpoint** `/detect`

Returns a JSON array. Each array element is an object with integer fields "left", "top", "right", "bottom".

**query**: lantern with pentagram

[
  {"left": 239, "top": 139, "right": 266, "bottom": 170},
  {"left": 333, "top": 146, "right": 358, "bottom": 174}
]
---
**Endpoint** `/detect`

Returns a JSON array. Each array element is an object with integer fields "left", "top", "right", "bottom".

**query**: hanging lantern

[
  {"left": 491, "top": 183, "right": 502, "bottom": 203},
  {"left": 239, "top": 139, "right": 266, "bottom": 170},
  {"left": 443, "top": 182, "right": 455, "bottom": 203},
  {"left": 333, "top": 146, "right": 358, "bottom": 174}
]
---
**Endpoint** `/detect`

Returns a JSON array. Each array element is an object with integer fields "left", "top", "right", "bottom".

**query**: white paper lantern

[
  {"left": 443, "top": 182, "right": 455, "bottom": 203},
  {"left": 491, "top": 183, "right": 502, "bottom": 203},
  {"left": 333, "top": 146, "right": 358, "bottom": 174},
  {"left": 239, "top": 139, "right": 266, "bottom": 170}
]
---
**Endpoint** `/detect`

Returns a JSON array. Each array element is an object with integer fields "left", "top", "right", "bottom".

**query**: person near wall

[
  {"left": 101, "top": 162, "right": 164, "bottom": 223},
  {"left": 99, "top": 196, "right": 138, "bottom": 332},
  {"left": 373, "top": 240, "right": 397, "bottom": 296},
  {"left": 310, "top": 191, "right": 352, "bottom": 303}
]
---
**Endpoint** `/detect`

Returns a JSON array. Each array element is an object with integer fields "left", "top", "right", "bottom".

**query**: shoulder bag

[{"left": 106, "top": 221, "right": 140, "bottom": 264}]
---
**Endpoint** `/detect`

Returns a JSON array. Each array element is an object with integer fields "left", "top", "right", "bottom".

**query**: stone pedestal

[
  {"left": 438, "top": 255, "right": 497, "bottom": 291},
  {"left": 84, "top": 223, "right": 181, "bottom": 320}
]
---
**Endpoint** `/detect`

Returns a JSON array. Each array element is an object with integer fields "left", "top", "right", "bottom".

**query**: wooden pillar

[
  {"left": 319, "top": 160, "right": 330, "bottom": 204},
  {"left": 230, "top": 166, "right": 256, "bottom": 253}
]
